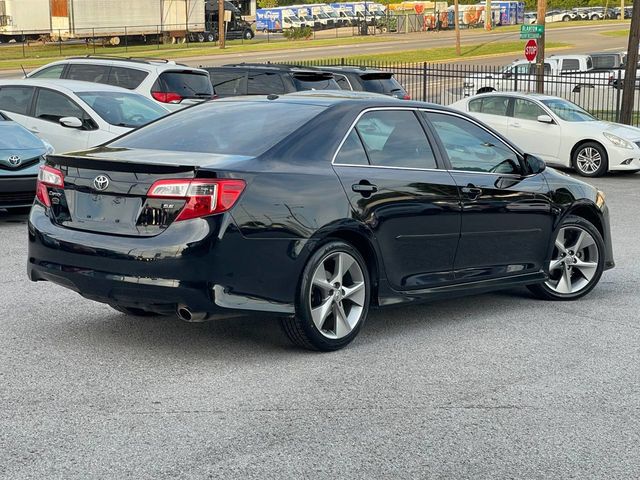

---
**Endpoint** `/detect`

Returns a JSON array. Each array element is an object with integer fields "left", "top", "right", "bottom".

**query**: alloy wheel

[
  {"left": 545, "top": 226, "right": 599, "bottom": 295},
  {"left": 576, "top": 147, "right": 602, "bottom": 175},
  {"left": 309, "top": 251, "right": 366, "bottom": 339}
]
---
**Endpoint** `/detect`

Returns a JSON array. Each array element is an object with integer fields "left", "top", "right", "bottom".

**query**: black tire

[
  {"left": 563, "top": 15, "right": 570, "bottom": 22},
  {"left": 110, "top": 305, "right": 158, "bottom": 317},
  {"left": 527, "top": 215, "right": 605, "bottom": 301},
  {"left": 572, "top": 141, "right": 608, "bottom": 177},
  {"left": 244, "top": 29, "right": 254, "bottom": 40},
  {"left": 281, "top": 240, "right": 371, "bottom": 351},
  {"left": 206, "top": 33, "right": 215, "bottom": 42}
]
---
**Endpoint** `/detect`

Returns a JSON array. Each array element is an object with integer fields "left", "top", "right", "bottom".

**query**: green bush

[{"left": 283, "top": 26, "right": 313, "bottom": 40}]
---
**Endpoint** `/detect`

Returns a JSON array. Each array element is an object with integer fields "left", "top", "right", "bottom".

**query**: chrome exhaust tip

[{"left": 176, "top": 305, "right": 208, "bottom": 322}]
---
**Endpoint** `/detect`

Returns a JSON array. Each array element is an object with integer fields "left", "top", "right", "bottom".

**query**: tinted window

[
  {"left": 247, "top": 72, "right": 286, "bottom": 94},
  {"left": 513, "top": 98, "right": 546, "bottom": 121},
  {"left": 425, "top": 112, "right": 519, "bottom": 174},
  {"left": 34, "top": 89, "right": 87, "bottom": 123},
  {"left": 154, "top": 71, "right": 213, "bottom": 98},
  {"left": 468, "top": 98, "right": 482, "bottom": 112},
  {"left": 0, "top": 86, "right": 34, "bottom": 115},
  {"left": 591, "top": 55, "right": 616, "bottom": 70},
  {"left": 334, "top": 74, "right": 352, "bottom": 90},
  {"left": 292, "top": 74, "right": 340, "bottom": 91},
  {"left": 110, "top": 101, "right": 324, "bottom": 156},
  {"left": 30, "top": 64, "right": 65, "bottom": 79},
  {"left": 561, "top": 59, "right": 580, "bottom": 71},
  {"left": 209, "top": 70, "right": 247, "bottom": 95},
  {"left": 66, "top": 64, "right": 111, "bottom": 84},
  {"left": 479, "top": 96, "right": 509, "bottom": 116},
  {"left": 107, "top": 67, "right": 148, "bottom": 90},
  {"left": 356, "top": 110, "right": 436, "bottom": 169},
  {"left": 360, "top": 74, "right": 405, "bottom": 96},
  {"left": 334, "top": 129, "right": 369, "bottom": 165},
  {"left": 77, "top": 91, "right": 167, "bottom": 128}
]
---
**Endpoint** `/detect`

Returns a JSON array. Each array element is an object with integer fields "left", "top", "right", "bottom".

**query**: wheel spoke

[
  {"left": 310, "top": 297, "right": 333, "bottom": 330},
  {"left": 572, "top": 231, "right": 595, "bottom": 252},
  {"left": 330, "top": 253, "right": 355, "bottom": 285},
  {"left": 343, "top": 282, "right": 365, "bottom": 306},
  {"left": 555, "top": 267, "right": 573, "bottom": 294},
  {"left": 334, "top": 302, "right": 351, "bottom": 338},
  {"left": 574, "top": 259, "right": 597, "bottom": 280},
  {"left": 312, "top": 266, "right": 333, "bottom": 292},
  {"left": 555, "top": 229, "right": 567, "bottom": 254},
  {"left": 549, "top": 258, "right": 564, "bottom": 271}
]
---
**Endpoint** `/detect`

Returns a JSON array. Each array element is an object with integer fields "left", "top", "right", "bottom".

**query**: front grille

[
  {"left": 0, "top": 191, "right": 35, "bottom": 206},
  {"left": 0, "top": 158, "right": 40, "bottom": 171}
]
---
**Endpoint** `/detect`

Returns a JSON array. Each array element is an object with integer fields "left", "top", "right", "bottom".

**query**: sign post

[{"left": 524, "top": 39, "right": 538, "bottom": 62}]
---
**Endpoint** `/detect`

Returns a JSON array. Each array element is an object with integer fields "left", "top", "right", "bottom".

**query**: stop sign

[{"left": 524, "top": 39, "right": 538, "bottom": 62}]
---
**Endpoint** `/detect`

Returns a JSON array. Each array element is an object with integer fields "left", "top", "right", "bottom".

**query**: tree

[
  {"left": 258, "top": 0, "right": 278, "bottom": 8},
  {"left": 620, "top": 0, "right": 640, "bottom": 125}
]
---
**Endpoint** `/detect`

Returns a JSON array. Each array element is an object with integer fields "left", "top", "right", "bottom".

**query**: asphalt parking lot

[{"left": 1, "top": 171, "right": 639, "bottom": 479}]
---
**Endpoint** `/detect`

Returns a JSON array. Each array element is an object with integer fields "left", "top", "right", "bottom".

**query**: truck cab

[{"left": 205, "top": 0, "right": 255, "bottom": 41}]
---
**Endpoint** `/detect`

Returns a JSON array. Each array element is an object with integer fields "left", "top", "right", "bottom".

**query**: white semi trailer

[{"left": 0, "top": 0, "right": 205, "bottom": 44}]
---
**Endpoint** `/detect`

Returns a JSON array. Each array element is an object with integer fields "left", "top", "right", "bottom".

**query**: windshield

[
  {"left": 0, "top": 122, "right": 44, "bottom": 149},
  {"left": 541, "top": 99, "right": 596, "bottom": 122},
  {"left": 78, "top": 91, "right": 168, "bottom": 128},
  {"left": 109, "top": 101, "right": 325, "bottom": 157}
]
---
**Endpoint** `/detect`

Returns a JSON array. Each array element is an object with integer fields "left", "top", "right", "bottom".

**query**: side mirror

[
  {"left": 525, "top": 154, "right": 546, "bottom": 175},
  {"left": 59, "top": 116, "right": 83, "bottom": 129},
  {"left": 537, "top": 114, "right": 554, "bottom": 124}
]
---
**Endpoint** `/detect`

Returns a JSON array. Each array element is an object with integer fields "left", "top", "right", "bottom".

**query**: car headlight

[
  {"left": 603, "top": 132, "right": 634, "bottom": 149},
  {"left": 596, "top": 190, "right": 606, "bottom": 210}
]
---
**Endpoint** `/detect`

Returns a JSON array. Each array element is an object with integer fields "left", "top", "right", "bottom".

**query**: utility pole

[
  {"left": 535, "top": 0, "right": 546, "bottom": 93},
  {"left": 218, "top": 0, "right": 225, "bottom": 48},
  {"left": 620, "top": 0, "right": 640, "bottom": 124},
  {"left": 485, "top": 0, "right": 492, "bottom": 31},
  {"left": 454, "top": 0, "right": 461, "bottom": 55}
]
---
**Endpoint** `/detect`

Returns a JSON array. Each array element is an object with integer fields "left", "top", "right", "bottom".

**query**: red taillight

[
  {"left": 36, "top": 165, "right": 64, "bottom": 207},
  {"left": 147, "top": 178, "right": 246, "bottom": 221},
  {"left": 402, "top": 94, "right": 411, "bottom": 100},
  {"left": 151, "top": 91, "right": 183, "bottom": 104}
]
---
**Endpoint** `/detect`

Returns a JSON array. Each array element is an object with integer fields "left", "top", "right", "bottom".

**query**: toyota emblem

[
  {"left": 93, "top": 175, "right": 110, "bottom": 191},
  {"left": 7, "top": 155, "right": 21, "bottom": 166}
]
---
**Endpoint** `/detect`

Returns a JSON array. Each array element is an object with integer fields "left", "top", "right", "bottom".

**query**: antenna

[{"left": 20, "top": 65, "right": 27, "bottom": 77}]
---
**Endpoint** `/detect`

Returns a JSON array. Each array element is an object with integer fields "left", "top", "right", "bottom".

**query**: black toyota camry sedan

[{"left": 28, "top": 92, "right": 614, "bottom": 351}]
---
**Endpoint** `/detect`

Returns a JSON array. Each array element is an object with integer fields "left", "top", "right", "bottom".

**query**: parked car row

[{"left": 525, "top": 5, "right": 632, "bottom": 23}]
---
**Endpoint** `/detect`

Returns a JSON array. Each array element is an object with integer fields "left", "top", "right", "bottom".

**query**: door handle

[
  {"left": 29, "top": 127, "right": 40, "bottom": 133},
  {"left": 461, "top": 185, "right": 482, "bottom": 199},
  {"left": 352, "top": 181, "right": 378, "bottom": 196},
  {"left": 510, "top": 122, "right": 521, "bottom": 128}
]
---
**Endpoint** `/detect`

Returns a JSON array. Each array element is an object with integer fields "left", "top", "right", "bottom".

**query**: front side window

[
  {"left": 513, "top": 98, "right": 546, "bottom": 121},
  {"left": 334, "top": 129, "right": 369, "bottom": 165},
  {"left": 355, "top": 110, "right": 437, "bottom": 169},
  {"left": 541, "top": 99, "right": 595, "bottom": 122},
  {"left": 66, "top": 64, "right": 111, "bottom": 84},
  {"left": 0, "top": 86, "right": 34, "bottom": 115},
  {"left": 77, "top": 91, "right": 167, "bottom": 128},
  {"left": 424, "top": 112, "right": 520, "bottom": 175},
  {"left": 30, "top": 64, "right": 65, "bottom": 79},
  {"left": 34, "top": 89, "right": 87, "bottom": 123}
]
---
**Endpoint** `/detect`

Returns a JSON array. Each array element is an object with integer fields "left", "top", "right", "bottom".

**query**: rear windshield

[
  {"left": 292, "top": 74, "right": 340, "bottom": 91},
  {"left": 109, "top": 101, "right": 325, "bottom": 156},
  {"left": 77, "top": 91, "right": 168, "bottom": 128},
  {"left": 360, "top": 74, "right": 405, "bottom": 95},
  {"left": 153, "top": 71, "right": 213, "bottom": 98},
  {"left": 591, "top": 55, "right": 617, "bottom": 70}
]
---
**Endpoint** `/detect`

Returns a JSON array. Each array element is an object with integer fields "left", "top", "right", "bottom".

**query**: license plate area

[{"left": 72, "top": 191, "right": 142, "bottom": 228}]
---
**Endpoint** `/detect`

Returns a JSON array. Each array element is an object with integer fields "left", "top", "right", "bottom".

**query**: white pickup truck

[{"left": 463, "top": 55, "right": 614, "bottom": 97}]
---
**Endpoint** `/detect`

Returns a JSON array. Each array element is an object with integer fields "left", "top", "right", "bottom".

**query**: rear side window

[
  {"left": 109, "top": 101, "right": 324, "bottom": 157},
  {"left": 153, "top": 71, "right": 213, "bottom": 98},
  {"left": 355, "top": 110, "right": 436, "bottom": 169},
  {"left": 209, "top": 70, "right": 248, "bottom": 96},
  {"left": 247, "top": 72, "right": 286, "bottom": 95},
  {"left": 476, "top": 96, "right": 509, "bottom": 116},
  {"left": 66, "top": 64, "right": 111, "bottom": 84},
  {"left": 107, "top": 67, "right": 148, "bottom": 90},
  {"left": 334, "top": 74, "right": 352, "bottom": 90},
  {"left": 0, "top": 86, "right": 34, "bottom": 115},
  {"left": 334, "top": 130, "right": 369, "bottom": 165},
  {"left": 30, "top": 64, "right": 65, "bottom": 79}
]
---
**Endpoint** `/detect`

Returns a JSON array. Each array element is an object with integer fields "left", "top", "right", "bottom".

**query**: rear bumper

[
  {"left": 0, "top": 175, "right": 36, "bottom": 208},
  {"left": 27, "top": 204, "right": 300, "bottom": 316}
]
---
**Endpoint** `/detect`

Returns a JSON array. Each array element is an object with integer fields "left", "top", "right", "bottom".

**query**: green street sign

[
  {"left": 520, "top": 24, "right": 544, "bottom": 34},
  {"left": 520, "top": 32, "right": 542, "bottom": 39}
]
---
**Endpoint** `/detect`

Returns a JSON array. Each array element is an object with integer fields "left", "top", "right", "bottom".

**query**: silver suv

[{"left": 27, "top": 56, "right": 213, "bottom": 111}]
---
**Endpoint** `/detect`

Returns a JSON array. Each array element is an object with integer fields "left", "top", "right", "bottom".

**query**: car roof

[
  {"left": 30, "top": 56, "right": 208, "bottom": 74},
  {"left": 305, "top": 65, "right": 389, "bottom": 75},
  {"left": 218, "top": 63, "right": 326, "bottom": 74},
  {"left": 0, "top": 78, "right": 138, "bottom": 94},
  {"left": 463, "top": 91, "right": 561, "bottom": 102}
]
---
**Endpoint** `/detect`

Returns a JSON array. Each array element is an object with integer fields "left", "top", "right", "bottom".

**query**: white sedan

[
  {"left": 450, "top": 92, "right": 640, "bottom": 177},
  {"left": 0, "top": 79, "right": 169, "bottom": 154}
]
